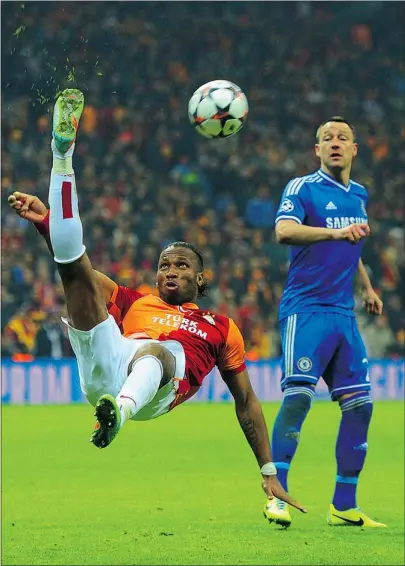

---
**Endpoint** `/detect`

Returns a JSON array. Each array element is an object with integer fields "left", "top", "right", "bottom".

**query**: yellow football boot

[
  {"left": 263, "top": 497, "right": 292, "bottom": 528},
  {"left": 327, "top": 504, "right": 387, "bottom": 527}
]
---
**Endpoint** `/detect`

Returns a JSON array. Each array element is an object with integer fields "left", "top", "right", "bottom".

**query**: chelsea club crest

[{"left": 297, "top": 357, "right": 312, "bottom": 372}]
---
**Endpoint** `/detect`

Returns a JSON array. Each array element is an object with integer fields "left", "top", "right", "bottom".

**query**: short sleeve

[
  {"left": 275, "top": 178, "right": 309, "bottom": 225},
  {"left": 219, "top": 319, "right": 246, "bottom": 375},
  {"left": 107, "top": 284, "right": 144, "bottom": 328}
]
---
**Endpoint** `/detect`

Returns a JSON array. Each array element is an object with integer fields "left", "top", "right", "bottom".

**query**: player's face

[
  {"left": 156, "top": 247, "right": 203, "bottom": 305},
  {"left": 315, "top": 122, "right": 358, "bottom": 172}
]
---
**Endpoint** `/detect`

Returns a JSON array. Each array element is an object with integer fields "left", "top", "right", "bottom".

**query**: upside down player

[
  {"left": 9, "top": 89, "right": 306, "bottom": 517},
  {"left": 264, "top": 117, "right": 386, "bottom": 528}
]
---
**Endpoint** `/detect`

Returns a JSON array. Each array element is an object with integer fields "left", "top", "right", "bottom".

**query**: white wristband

[{"left": 260, "top": 462, "right": 277, "bottom": 476}]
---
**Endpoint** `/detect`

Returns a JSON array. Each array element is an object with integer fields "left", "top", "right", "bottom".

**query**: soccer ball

[{"left": 188, "top": 80, "right": 249, "bottom": 139}]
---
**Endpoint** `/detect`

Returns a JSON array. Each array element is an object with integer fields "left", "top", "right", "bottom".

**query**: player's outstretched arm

[
  {"left": 276, "top": 219, "right": 370, "bottom": 245},
  {"left": 221, "top": 368, "right": 307, "bottom": 513},
  {"left": 8, "top": 191, "right": 116, "bottom": 304}
]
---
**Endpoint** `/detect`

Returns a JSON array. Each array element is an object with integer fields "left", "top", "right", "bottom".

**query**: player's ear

[
  {"left": 315, "top": 144, "right": 320, "bottom": 157},
  {"left": 197, "top": 272, "right": 204, "bottom": 286},
  {"left": 352, "top": 143, "right": 358, "bottom": 157}
]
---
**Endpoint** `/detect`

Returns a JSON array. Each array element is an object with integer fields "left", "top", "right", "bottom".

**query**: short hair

[
  {"left": 162, "top": 241, "right": 204, "bottom": 270},
  {"left": 316, "top": 116, "right": 356, "bottom": 142},
  {"left": 161, "top": 241, "right": 208, "bottom": 297}
]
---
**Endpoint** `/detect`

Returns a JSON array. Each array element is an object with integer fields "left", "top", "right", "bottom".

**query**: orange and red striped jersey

[{"left": 107, "top": 284, "right": 246, "bottom": 408}]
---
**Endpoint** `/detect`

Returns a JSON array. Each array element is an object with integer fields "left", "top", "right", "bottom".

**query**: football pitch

[{"left": 2, "top": 401, "right": 404, "bottom": 565}]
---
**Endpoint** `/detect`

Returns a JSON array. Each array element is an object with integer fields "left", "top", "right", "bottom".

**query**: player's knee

[
  {"left": 338, "top": 392, "right": 373, "bottom": 423},
  {"left": 134, "top": 343, "right": 175, "bottom": 386},
  {"left": 274, "top": 386, "right": 314, "bottom": 447},
  {"left": 338, "top": 390, "right": 369, "bottom": 402},
  {"left": 277, "top": 385, "right": 314, "bottom": 433},
  {"left": 283, "top": 384, "right": 314, "bottom": 414}
]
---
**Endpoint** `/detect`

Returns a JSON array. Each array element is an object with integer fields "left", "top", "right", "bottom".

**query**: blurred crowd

[{"left": 2, "top": 2, "right": 404, "bottom": 360}]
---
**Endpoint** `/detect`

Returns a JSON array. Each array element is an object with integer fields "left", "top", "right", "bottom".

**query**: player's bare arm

[
  {"left": 276, "top": 219, "right": 370, "bottom": 246},
  {"left": 221, "top": 367, "right": 307, "bottom": 513},
  {"left": 8, "top": 191, "right": 116, "bottom": 304},
  {"left": 357, "top": 258, "right": 383, "bottom": 315}
]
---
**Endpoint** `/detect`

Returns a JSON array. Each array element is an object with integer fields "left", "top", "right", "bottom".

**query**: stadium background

[{"left": 1, "top": 2, "right": 404, "bottom": 369}]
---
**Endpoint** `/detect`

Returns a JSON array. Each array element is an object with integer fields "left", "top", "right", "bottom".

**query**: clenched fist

[
  {"left": 333, "top": 223, "right": 370, "bottom": 244},
  {"left": 8, "top": 192, "right": 48, "bottom": 224}
]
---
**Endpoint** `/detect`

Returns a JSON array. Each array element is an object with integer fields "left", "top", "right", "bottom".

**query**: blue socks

[
  {"left": 272, "top": 385, "right": 315, "bottom": 491},
  {"left": 272, "top": 386, "right": 372, "bottom": 510},
  {"left": 332, "top": 392, "right": 373, "bottom": 511}
]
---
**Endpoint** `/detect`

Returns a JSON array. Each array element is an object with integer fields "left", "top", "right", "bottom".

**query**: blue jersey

[{"left": 275, "top": 168, "right": 368, "bottom": 320}]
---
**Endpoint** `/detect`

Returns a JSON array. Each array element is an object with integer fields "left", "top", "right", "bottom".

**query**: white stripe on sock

[
  {"left": 284, "top": 387, "right": 315, "bottom": 400},
  {"left": 341, "top": 396, "right": 371, "bottom": 412}
]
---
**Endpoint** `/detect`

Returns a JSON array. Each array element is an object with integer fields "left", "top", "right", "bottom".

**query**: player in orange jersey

[{"left": 8, "top": 89, "right": 306, "bottom": 516}]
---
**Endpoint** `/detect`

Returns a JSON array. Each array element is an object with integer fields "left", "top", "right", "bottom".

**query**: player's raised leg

[
  {"left": 49, "top": 89, "right": 118, "bottom": 443},
  {"left": 49, "top": 88, "right": 107, "bottom": 331}
]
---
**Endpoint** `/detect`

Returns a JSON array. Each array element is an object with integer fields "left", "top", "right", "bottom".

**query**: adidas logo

[{"left": 325, "top": 201, "right": 337, "bottom": 210}]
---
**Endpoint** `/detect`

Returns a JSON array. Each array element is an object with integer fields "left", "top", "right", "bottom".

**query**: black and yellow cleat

[
  {"left": 90, "top": 394, "right": 121, "bottom": 449},
  {"left": 327, "top": 504, "right": 387, "bottom": 528}
]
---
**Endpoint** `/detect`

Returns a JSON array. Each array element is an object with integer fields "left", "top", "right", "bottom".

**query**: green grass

[{"left": 2, "top": 402, "right": 404, "bottom": 565}]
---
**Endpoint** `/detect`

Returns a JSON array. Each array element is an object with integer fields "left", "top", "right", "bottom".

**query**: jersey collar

[
  {"left": 178, "top": 303, "right": 199, "bottom": 311},
  {"left": 318, "top": 168, "right": 351, "bottom": 192},
  {"left": 158, "top": 297, "right": 199, "bottom": 310}
]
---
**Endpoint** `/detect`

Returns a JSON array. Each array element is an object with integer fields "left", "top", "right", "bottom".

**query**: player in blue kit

[{"left": 264, "top": 117, "right": 386, "bottom": 528}]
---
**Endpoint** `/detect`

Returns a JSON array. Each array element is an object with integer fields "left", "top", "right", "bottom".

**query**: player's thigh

[
  {"left": 57, "top": 253, "right": 107, "bottom": 331},
  {"left": 279, "top": 312, "right": 338, "bottom": 390},
  {"left": 67, "top": 315, "right": 187, "bottom": 410},
  {"left": 324, "top": 315, "right": 370, "bottom": 400},
  {"left": 65, "top": 314, "right": 136, "bottom": 406}
]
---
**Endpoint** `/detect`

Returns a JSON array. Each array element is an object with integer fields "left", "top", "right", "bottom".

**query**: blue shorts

[{"left": 279, "top": 312, "right": 370, "bottom": 400}]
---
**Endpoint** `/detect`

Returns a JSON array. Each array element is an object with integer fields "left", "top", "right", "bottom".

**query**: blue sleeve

[
  {"left": 356, "top": 185, "right": 369, "bottom": 216},
  {"left": 275, "top": 178, "right": 309, "bottom": 225}
]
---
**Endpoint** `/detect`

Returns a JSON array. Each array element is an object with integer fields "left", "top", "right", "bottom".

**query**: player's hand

[
  {"left": 333, "top": 223, "right": 370, "bottom": 244},
  {"left": 363, "top": 288, "right": 383, "bottom": 315},
  {"left": 8, "top": 192, "right": 48, "bottom": 224},
  {"left": 262, "top": 475, "right": 307, "bottom": 513}
]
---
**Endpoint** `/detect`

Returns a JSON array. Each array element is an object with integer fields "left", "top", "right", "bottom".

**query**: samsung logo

[{"left": 326, "top": 217, "right": 368, "bottom": 229}]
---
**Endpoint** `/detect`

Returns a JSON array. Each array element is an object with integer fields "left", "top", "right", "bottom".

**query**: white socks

[
  {"left": 49, "top": 141, "right": 86, "bottom": 264},
  {"left": 52, "top": 139, "right": 74, "bottom": 174},
  {"left": 117, "top": 355, "right": 164, "bottom": 426}
]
